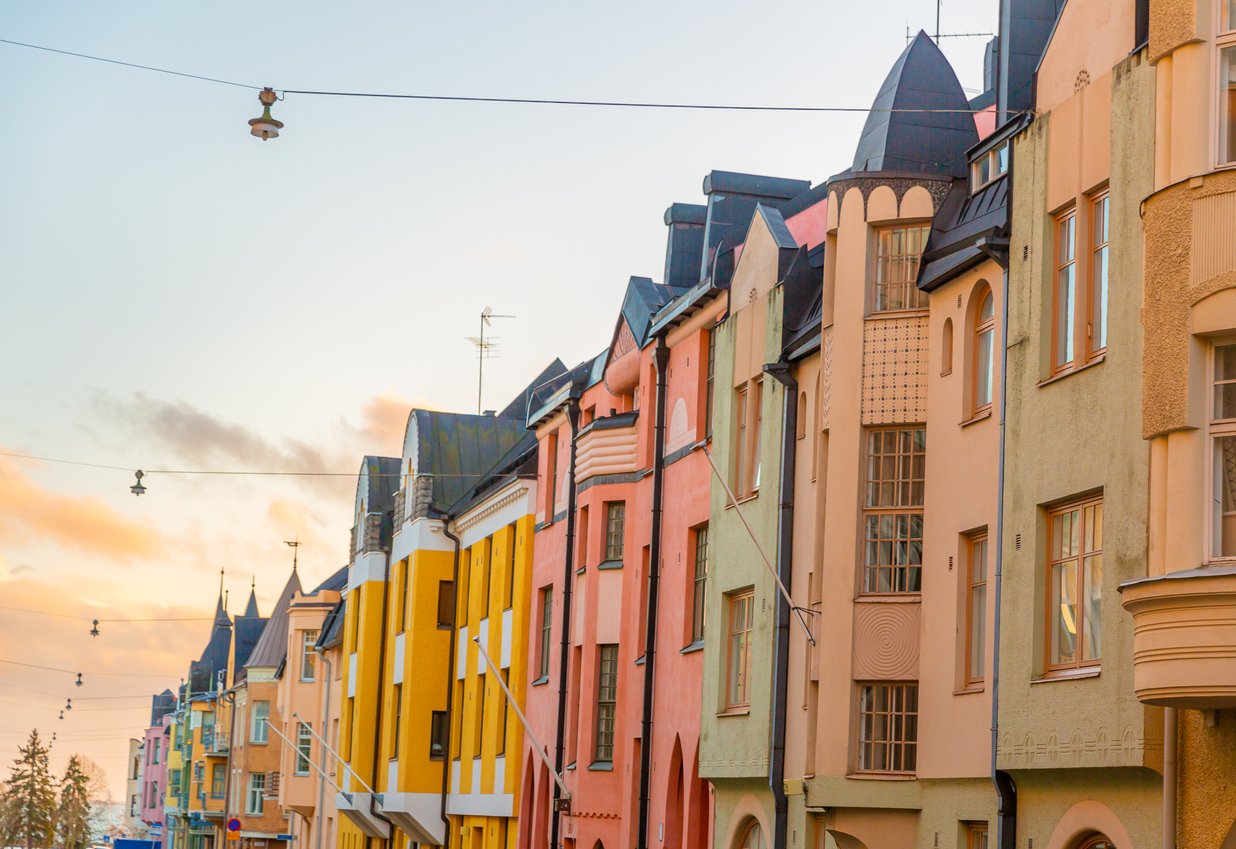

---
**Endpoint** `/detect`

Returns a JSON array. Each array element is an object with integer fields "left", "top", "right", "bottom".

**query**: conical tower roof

[
  {"left": 849, "top": 31, "right": 978, "bottom": 178},
  {"left": 244, "top": 579, "right": 260, "bottom": 619},
  {"left": 244, "top": 568, "right": 303, "bottom": 670}
]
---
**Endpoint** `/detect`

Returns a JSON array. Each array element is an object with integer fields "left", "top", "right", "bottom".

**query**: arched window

[
  {"left": 797, "top": 391, "right": 808, "bottom": 439},
  {"left": 973, "top": 287, "right": 995, "bottom": 414},
  {"left": 941, "top": 317, "right": 954, "bottom": 376},
  {"left": 1077, "top": 836, "right": 1115, "bottom": 849},
  {"left": 738, "top": 820, "right": 765, "bottom": 849}
]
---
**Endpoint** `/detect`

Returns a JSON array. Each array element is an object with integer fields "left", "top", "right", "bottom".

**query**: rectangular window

[
  {"left": 593, "top": 645, "right": 618, "bottom": 763},
  {"left": 1212, "top": 344, "right": 1236, "bottom": 559},
  {"left": 1221, "top": 45, "right": 1236, "bottom": 165},
  {"left": 1053, "top": 209, "right": 1078, "bottom": 372},
  {"left": 862, "top": 428, "right": 926, "bottom": 593},
  {"left": 705, "top": 329, "right": 717, "bottom": 439},
  {"left": 965, "top": 822, "right": 989, "bottom": 849},
  {"left": 578, "top": 506, "right": 590, "bottom": 570},
  {"left": 497, "top": 669, "right": 509, "bottom": 756},
  {"left": 473, "top": 675, "right": 485, "bottom": 757},
  {"left": 301, "top": 630, "right": 319, "bottom": 682},
  {"left": 437, "top": 580, "right": 455, "bottom": 629},
  {"left": 974, "top": 289, "right": 996, "bottom": 414},
  {"left": 735, "top": 384, "right": 749, "bottom": 495},
  {"left": 725, "top": 590, "right": 755, "bottom": 710},
  {"left": 874, "top": 225, "right": 930, "bottom": 312},
  {"left": 691, "top": 525, "right": 709, "bottom": 643},
  {"left": 856, "top": 682, "right": 918, "bottom": 774},
  {"left": 246, "top": 772, "right": 265, "bottom": 815},
  {"left": 250, "top": 701, "right": 270, "bottom": 744},
  {"left": 398, "top": 561, "right": 409, "bottom": 634},
  {"left": 153, "top": 739, "right": 161, "bottom": 764},
  {"left": 1047, "top": 497, "right": 1104, "bottom": 671},
  {"left": 429, "top": 710, "right": 448, "bottom": 760},
  {"left": 351, "top": 586, "right": 362, "bottom": 649},
  {"left": 751, "top": 378, "right": 763, "bottom": 492},
  {"left": 295, "top": 723, "right": 312, "bottom": 776},
  {"left": 210, "top": 763, "right": 225, "bottom": 799},
  {"left": 965, "top": 534, "right": 989, "bottom": 686},
  {"left": 478, "top": 547, "right": 491, "bottom": 620},
  {"left": 605, "top": 502, "right": 626, "bottom": 561},
  {"left": 546, "top": 429, "right": 560, "bottom": 518},
  {"left": 970, "top": 142, "right": 1009, "bottom": 191},
  {"left": 538, "top": 587, "right": 553, "bottom": 679},
  {"left": 343, "top": 698, "right": 354, "bottom": 760},
  {"left": 1089, "top": 192, "right": 1110, "bottom": 355},
  {"left": 504, "top": 523, "right": 517, "bottom": 610},
  {"left": 390, "top": 685, "right": 401, "bottom": 759}
]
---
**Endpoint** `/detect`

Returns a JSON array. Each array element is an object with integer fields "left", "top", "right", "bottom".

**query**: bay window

[
  {"left": 862, "top": 427, "right": 926, "bottom": 593},
  {"left": 873, "top": 225, "right": 930, "bottom": 312},
  {"left": 1047, "top": 496, "right": 1103, "bottom": 672}
]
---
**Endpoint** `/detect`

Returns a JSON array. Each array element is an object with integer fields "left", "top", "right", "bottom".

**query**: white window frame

[
  {"left": 970, "top": 141, "right": 1009, "bottom": 192},
  {"left": 246, "top": 772, "right": 265, "bottom": 815},
  {"left": 301, "top": 630, "right": 319, "bottom": 682},
  {"left": 295, "top": 723, "right": 313, "bottom": 776},
  {"left": 250, "top": 701, "right": 270, "bottom": 744}
]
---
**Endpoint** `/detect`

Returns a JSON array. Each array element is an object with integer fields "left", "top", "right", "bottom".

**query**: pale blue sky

[{"left": 0, "top": 0, "right": 995, "bottom": 792}]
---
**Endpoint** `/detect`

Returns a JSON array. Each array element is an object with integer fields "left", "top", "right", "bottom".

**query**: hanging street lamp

[{"left": 248, "top": 87, "right": 284, "bottom": 140}]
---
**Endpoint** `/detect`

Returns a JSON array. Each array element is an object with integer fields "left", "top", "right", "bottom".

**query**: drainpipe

[
  {"left": 314, "top": 647, "right": 334, "bottom": 849},
  {"left": 221, "top": 690, "right": 237, "bottom": 845},
  {"left": 1163, "top": 707, "right": 1177, "bottom": 849},
  {"left": 762, "top": 361, "right": 797, "bottom": 849},
  {"left": 366, "top": 519, "right": 394, "bottom": 849},
  {"left": 440, "top": 523, "right": 463, "bottom": 841},
  {"left": 550, "top": 395, "right": 583, "bottom": 849},
  {"left": 637, "top": 338, "right": 671, "bottom": 849}
]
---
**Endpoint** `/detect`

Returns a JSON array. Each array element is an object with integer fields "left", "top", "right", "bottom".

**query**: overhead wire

[
  {"left": 0, "top": 604, "right": 213, "bottom": 623},
  {"left": 0, "top": 659, "right": 180, "bottom": 679}
]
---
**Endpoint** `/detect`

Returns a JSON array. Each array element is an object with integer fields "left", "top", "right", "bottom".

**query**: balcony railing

[
  {"left": 206, "top": 732, "right": 229, "bottom": 755},
  {"left": 264, "top": 771, "right": 281, "bottom": 798}
]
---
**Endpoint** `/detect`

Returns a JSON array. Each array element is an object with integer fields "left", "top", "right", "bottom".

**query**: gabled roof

[
  {"left": 780, "top": 244, "right": 826, "bottom": 359},
  {"left": 311, "top": 566, "right": 348, "bottom": 595},
  {"left": 917, "top": 175, "right": 1009, "bottom": 291},
  {"left": 526, "top": 355, "right": 597, "bottom": 427},
  {"left": 244, "top": 568, "right": 303, "bottom": 671},
  {"left": 316, "top": 598, "right": 347, "bottom": 651},
  {"left": 498, "top": 359, "right": 568, "bottom": 420},
  {"left": 846, "top": 31, "right": 978, "bottom": 178}
]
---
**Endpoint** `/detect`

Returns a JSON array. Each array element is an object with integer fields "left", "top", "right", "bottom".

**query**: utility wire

[
  {"left": 0, "top": 36, "right": 1010, "bottom": 116},
  {"left": 0, "top": 659, "right": 179, "bottom": 679},
  {"left": 0, "top": 605, "right": 212, "bottom": 623},
  {"left": 0, "top": 682, "right": 161, "bottom": 701}
]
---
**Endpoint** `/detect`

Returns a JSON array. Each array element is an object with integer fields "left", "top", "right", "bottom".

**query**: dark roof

[
  {"left": 243, "top": 588, "right": 260, "bottom": 619},
  {"left": 619, "top": 276, "right": 690, "bottom": 349},
  {"left": 780, "top": 245, "right": 826, "bottom": 358},
  {"left": 663, "top": 204, "right": 708, "bottom": 289},
  {"left": 700, "top": 170, "right": 811, "bottom": 282},
  {"left": 917, "top": 175, "right": 1009, "bottom": 291},
  {"left": 846, "top": 31, "right": 978, "bottom": 178},
  {"left": 407, "top": 410, "right": 528, "bottom": 515},
  {"left": 663, "top": 202, "right": 707, "bottom": 226},
  {"left": 498, "top": 359, "right": 568, "bottom": 420},
  {"left": 446, "top": 430, "right": 538, "bottom": 517},
  {"left": 356, "top": 455, "right": 401, "bottom": 516},
  {"left": 1004, "top": 0, "right": 1067, "bottom": 116},
  {"left": 316, "top": 598, "right": 347, "bottom": 651},
  {"left": 244, "top": 568, "right": 303, "bottom": 671},
  {"left": 188, "top": 604, "right": 233, "bottom": 695},
  {"left": 526, "top": 356, "right": 596, "bottom": 426},
  {"left": 149, "top": 690, "right": 176, "bottom": 728},
  {"left": 702, "top": 171, "right": 810, "bottom": 198},
  {"left": 311, "top": 566, "right": 348, "bottom": 595}
]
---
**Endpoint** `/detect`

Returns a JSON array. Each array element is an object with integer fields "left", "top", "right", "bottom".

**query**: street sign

[
  {"left": 227, "top": 819, "right": 241, "bottom": 833},
  {"left": 226, "top": 834, "right": 239, "bottom": 842}
]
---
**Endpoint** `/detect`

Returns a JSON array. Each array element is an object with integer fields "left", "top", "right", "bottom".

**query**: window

[
  {"left": 856, "top": 682, "right": 918, "bottom": 773},
  {"left": 546, "top": 429, "right": 560, "bottom": 518},
  {"left": 437, "top": 580, "right": 455, "bottom": 629},
  {"left": 538, "top": 587, "right": 553, "bottom": 679},
  {"left": 351, "top": 586, "right": 362, "bottom": 648},
  {"left": 1052, "top": 208, "right": 1078, "bottom": 372},
  {"left": 593, "top": 645, "right": 618, "bottom": 763},
  {"left": 250, "top": 701, "right": 270, "bottom": 744},
  {"left": 739, "top": 821, "right": 766, "bottom": 849},
  {"left": 152, "top": 738, "right": 160, "bottom": 764},
  {"left": 210, "top": 763, "right": 225, "bottom": 799},
  {"left": 970, "top": 142, "right": 1009, "bottom": 191},
  {"left": 751, "top": 378, "right": 763, "bottom": 491},
  {"left": 862, "top": 428, "right": 926, "bottom": 593},
  {"left": 497, "top": 670, "right": 509, "bottom": 755},
  {"left": 343, "top": 698, "right": 354, "bottom": 760},
  {"left": 301, "top": 630, "right": 319, "bottom": 682},
  {"left": 604, "top": 502, "right": 625, "bottom": 561},
  {"left": 725, "top": 590, "right": 755, "bottom": 711},
  {"left": 1077, "top": 838, "right": 1116, "bottom": 849},
  {"left": 429, "top": 710, "right": 448, "bottom": 760},
  {"left": 705, "top": 328, "right": 717, "bottom": 439},
  {"left": 964, "top": 822, "right": 989, "bottom": 849},
  {"left": 941, "top": 317, "right": 954, "bottom": 376},
  {"left": 295, "top": 723, "right": 312, "bottom": 775},
  {"left": 1220, "top": 40, "right": 1236, "bottom": 165},
  {"left": 874, "top": 225, "right": 930, "bottom": 312},
  {"left": 246, "top": 772, "right": 265, "bottom": 815},
  {"left": 735, "top": 384, "right": 750, "bottom": 495},
  {"left": 1211, "top": 344, "right": 1236, "bottom": 559},
  {"left": 478, "top": 547, "right": 491, "bottom": 620},
  {"left": 578, "top": 506, "right": 590, "bottom": 570},
  {"left": 472, "top": 676, "right": 485, "bottom": 757},
  {"left": 965, "top": 534, "right": 989, "bottom": 686},
  {"left": 973, "top": 288, "right": 995, "bottom": 414},
  {"left": 1047, "top": 496, "right": 1103, "bottom": 671},
  {"left": 390, "top": 685, "right": 401, "bottom": 759},
  {"left": 1090, "top": 193, "right": 1110, "bottom": 355},
  {"left": 504, "top": 524, "right": 517, "bottom": 610},
  {"left": 691, "top": 525, "right": 709, "bottom": 643},
  {"left": 398, "top": 561, "right": 409, "bottom": 633}
]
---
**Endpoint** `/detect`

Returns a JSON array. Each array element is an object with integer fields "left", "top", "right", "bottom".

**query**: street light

[{"left": 248, "top": 87, "right": 284, "bottom": 140}]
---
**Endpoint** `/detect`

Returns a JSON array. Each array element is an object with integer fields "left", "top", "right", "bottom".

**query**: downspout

[
  {"left": 366, "top": 519, "right": 394, "bottom": 849},
  {"left": 763, "top": 361, "right": 797, "bottom": 849},
  {"left": 221, "top": 690, "right": 237, "bottom": 845},
  {"left": 440, "top": 523, "right": 463, "bottom": 841},
  {"left": 314, "top": 647, "right": 333, "bottom": 849},
  {"left": 550, "top": 395, "right": 582, "bottom": 849},
  {"left": 1163, "top": 707, "right": 1177, "bottom": 849},
  {"left": 637, "top": 337, "right": 671, "bottom": 849}
]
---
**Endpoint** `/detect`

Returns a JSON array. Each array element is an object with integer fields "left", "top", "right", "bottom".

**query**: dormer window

[{"left": 971, "top": 141, "right": 1009, "bottom": 192}]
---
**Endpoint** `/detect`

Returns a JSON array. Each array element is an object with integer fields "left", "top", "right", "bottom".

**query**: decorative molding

[
  {"left": 830, "top": 175, "right": 951, "bottom": 220},
  {"left": 860, "top": 316, "right": 929, "bottom": 425},
  {"left": 997, "top": 725, "right": 1159, "bottom": 770},
  {"left": 453, "top": 483, "right": 530, "bottom": 535},
  {"left": 852, "top": 602, "right": 920, "bottom": 679}
]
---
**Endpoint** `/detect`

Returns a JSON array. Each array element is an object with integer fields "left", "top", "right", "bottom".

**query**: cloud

[
  {"left": 353, "top": 394, "right": 415, "bottom": 455},
  {"left": 0, "top": 458, "right": 164, "bottom": 560}
]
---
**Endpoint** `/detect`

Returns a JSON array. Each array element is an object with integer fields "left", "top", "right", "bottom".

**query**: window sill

[
  {"left": 634, "top": 655, "right": 645, "bottom": 666},
  {"left": 1037, "top": 355, "right": 1105, "bottom": 388},
  {"left": 680, "top": 640, "right": 705, "bottom": 655},
  {"left": 853, "top": 593, "right": 921, "bottom": 604},
  {"left": 866, "top": 309, "right": 929, "bottom": 321},
  {"left": 847, "top": 771, "right": 917, "bottom": 781},
  {"left": 597, "top": 559, "right": 624, "bottom": 571},
  {"left": 565, "top": 761, "right": 576, "bottom": 771},
  {"left": 1032, "top": 666, "right": 1101, "bottom": 684},
  {"left": 587, "top": 761, "right": 613, "bottom": 772},
  {"left": 727, "top": 492, "right": 760, "bottom": 509},
  {"left": 960, "top": 409, "right": 992, "bottom": 428},
  {"left": 954, "top": 684, "right": 985, "bottom": 696},
  {"left": 576, "top": 565, "right": 587, "bottom": 575},
  {"left": 530, "top": 675, "right": 549, "bottom": 687},
  {"left": 717, "top": 707, "right": 750, "bottom": 718}
]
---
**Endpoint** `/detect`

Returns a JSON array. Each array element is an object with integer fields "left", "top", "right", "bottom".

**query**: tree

[
  {"left": 55, "top": 756, "right": 93, "bottom": 849},
  {"left": 1, "top": 730, "right": 56, "bottom": 849}
]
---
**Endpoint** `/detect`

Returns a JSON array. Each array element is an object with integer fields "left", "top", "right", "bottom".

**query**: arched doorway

[
  {"left": 518, "top": 756, "right": 535, "bottom": 849},
  {"left": 664, "top": 737, "right": 684, "bottom": 849},
  {"left": 532, "top": 762, "right": 550, "bottom": 849},
  {"left": 737, "top": 819, "right": 765, "bottom": 849}
]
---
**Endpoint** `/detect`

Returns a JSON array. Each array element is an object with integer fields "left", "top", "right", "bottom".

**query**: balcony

[
  {"left": 204, "top": 732, "right": 229, "bottom": 757},
  {"left": 1120, "top": 565, "right": 1236, "bottom": 708},
  {"left": 575, "top": 412, "right": 639, "bottom": 483}
]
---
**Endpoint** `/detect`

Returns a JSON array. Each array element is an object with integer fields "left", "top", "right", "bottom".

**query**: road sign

[
  {"left": 226, "top": 834, "right": 239, "bottom": 842},
  {"left": 227, "top": 819, "right": 241, "bottom": 833}
]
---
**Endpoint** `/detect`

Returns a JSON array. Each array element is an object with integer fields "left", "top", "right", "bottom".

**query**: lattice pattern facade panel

[{"left": 861, "top": 316, "right": 929, "bottom": 425}]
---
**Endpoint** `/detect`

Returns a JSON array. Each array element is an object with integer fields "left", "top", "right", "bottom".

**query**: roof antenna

[
  {"left": 285, "top": 537, "right": 301, "bottom": 571},
  {"left": 466, "top": 306, "right": 515, "bottom": 414}
]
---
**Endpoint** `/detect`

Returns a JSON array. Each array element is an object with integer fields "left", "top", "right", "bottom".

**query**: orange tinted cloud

[
  {"left": 0, "top": 458, "right": 163, "bottom": 560},
  {"left": 355, "top": 394, "right": 415, "bottom": 455}
]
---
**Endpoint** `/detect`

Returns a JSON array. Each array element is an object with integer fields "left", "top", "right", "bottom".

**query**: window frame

[
  {"left": 734, "top": 383, "right": 750, "bottom": 496},
  {"left": 1044, "top": 495, "right": 1104, "bottom": 674},
  {"left": 436, "top": 580, "right": 455, "bottom": 629},
  {"left": 964, "top": 533, "right": 989, "bottom": 688},
  {"left": 1051, "top": 206, "right": 1079, "bottom": 374},
  {"left": 429, "top": 710, "right": 448, "bottom": 761},
  {"left": 1209, "top": 342, "right": 1236, "bottom": 562},
  {"left": 872, "top": 223, "right": 931, "bottom": 314},
  {"left": 301, "top": 629, "right": 319, "bottom": 682},
  {"left": 970, "top": 142, "right": 1009, "bottom": 192},
  {"left": 604, "top": 501, "right": 626, "bottom": 562},
  {"left": 855, "top": 681, "right": 919, "bottom": 775},
  {"left": 972, "top": 287, "right": 996, "bottom": 416},
  {"left": 295, "top": 722, "right": 313, "bottom": 776},
  {"left": 964, "top": 822, "right": 989, "bottom": 849},
  {"left": 250, "top": 701, "right": 270, "bottom": 744},
  {"left": 397, "top": 560, "right": 409, "bottom": 634},
  {"left": 390, "top": 684, "right": 402, "bottom": 760},
  {"left": 209, "top": 763, "right": 226, "bottom": 800},
  {"left": 503, "top": 523, "right": 517, "bottom": 611},
  {"left": 593, "top": 644, "right": 618, "bottom": 764},
  {"left": 245, "top": 772, "right": 265, "bottom": 815},
  {"left": 537, "top": 586, "right": 553, "bottom": 680},
  {"left": 861, "top": 427, "right": 927, "bottom": 595},
  {"left": 705, "top": 328, "right": 717, "bottom": 439},
  {"left": 724, "top": 589, "right": 755, "bottom": 712},
  {"left": 1088, "top": 191, "right": 1110, "bottom": 358},
  {"left": 1217, "top": 11, "right": 1236, "bottom": 167},
  {"left": 691, "top": 524, "right": 709, "bottom": 644}
]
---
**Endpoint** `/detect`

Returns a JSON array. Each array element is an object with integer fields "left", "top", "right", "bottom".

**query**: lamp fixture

[
  {"left": 130, "top": 470, "right": 147, "bottom": 496},
  {"left": 248, "top": 87, "right": 284, "bottom": 140},
  {"left": 75, "top": 673, "right": 83, "bottom": 687},
  {"left": 90, "top": 619, "right": 100, "bottom": 637}
]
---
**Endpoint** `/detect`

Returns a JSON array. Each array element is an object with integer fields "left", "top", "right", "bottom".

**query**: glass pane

[
  {"left": 1216, "top": 345, "right": 1236, "bottom": 420},
  {"left": 996, "top": 142, "right": 1009, "bottom": 175},
  {"left": 1218, "top": 436, "right": 1236, "bottom": 558},
  {"left": 980, "top": 291, "right": 995, "bottom": 322},
  {"left": 1092, "top": 244, "right": 1109, "bottom": 350},
  {"left": 976, "top": 328, "right": 994, "bottom": 407},
  {"left": 1083, "top": 554, "right": 1102, "bottom": 661},
  {"left": 969, "top": 583, "right": 986, "bottom": 679},
  {"left": 1056, "top": 262, "right": 1076, "bottom": 366},
  {"left": 1051, "top": 560, "right": 1079, "bottom": 666},
  {"left": 1223, "top": 47, "right": 1236, "bottom": 165}
]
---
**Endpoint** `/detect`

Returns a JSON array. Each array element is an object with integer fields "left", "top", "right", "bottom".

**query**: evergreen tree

[
  {"left": 2, "top": 730, "right": 56, "bottom": 849},
  {"left": 55, "top": 756, "right": 93, "bottom": 849}
]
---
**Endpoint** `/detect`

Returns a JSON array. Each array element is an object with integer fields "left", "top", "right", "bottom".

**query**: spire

[
  {"left": 213, "top": 569, "right": 229, "bottom": 626},
  {"left": 244, "top": 577, "right": 260, "bottom": 619}
]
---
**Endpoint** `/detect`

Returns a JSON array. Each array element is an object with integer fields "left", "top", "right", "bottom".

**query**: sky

[{"left": 0, "top": 0, "right": 997, "bottom": 800}]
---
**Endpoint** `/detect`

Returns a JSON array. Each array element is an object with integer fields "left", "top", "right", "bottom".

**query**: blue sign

[{"left": 227, "top": 819, "right": 242, "bottom": 833}]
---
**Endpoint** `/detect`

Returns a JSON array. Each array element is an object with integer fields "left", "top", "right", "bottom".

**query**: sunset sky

[{"left": 0, "top": 0, "right": 994, "bottom": 799}]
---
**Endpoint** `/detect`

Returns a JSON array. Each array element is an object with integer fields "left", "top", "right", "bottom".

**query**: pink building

[{"left": 140, "top": 690, "right": 176, "bottom": 838}]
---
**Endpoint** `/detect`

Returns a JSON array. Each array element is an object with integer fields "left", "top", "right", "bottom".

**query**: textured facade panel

[
  {"left": 821, "top": 326, "right": 833, "bottom": 429},
  {"left": 574, "top": 425, "right": 639, "bottom": 482},
  {"left": 860, "top": 316, "right": 929, "bottom": 425},
  {"left": 1192, "top": 191, "right": 1236, "bottom": 284},
  {"left": 851, "top": 602, "right": 920, "bottom": 680}
]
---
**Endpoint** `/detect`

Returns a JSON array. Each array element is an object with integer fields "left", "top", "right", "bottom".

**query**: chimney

[{"left": 662, "top": 203, "right": 707, "bottom": 289}]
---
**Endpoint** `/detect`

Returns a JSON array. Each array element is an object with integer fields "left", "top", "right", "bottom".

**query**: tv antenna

[
  {"left": 466, "top": 306, "right": 515, "bottom": 414},
  {"left": 907, "top": 1, "right": 993, "bottom": 45}
]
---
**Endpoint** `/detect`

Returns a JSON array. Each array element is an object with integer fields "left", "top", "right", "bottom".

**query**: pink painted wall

[{"left": 139, "top": 719, "right": 170, "bottom": 828}]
